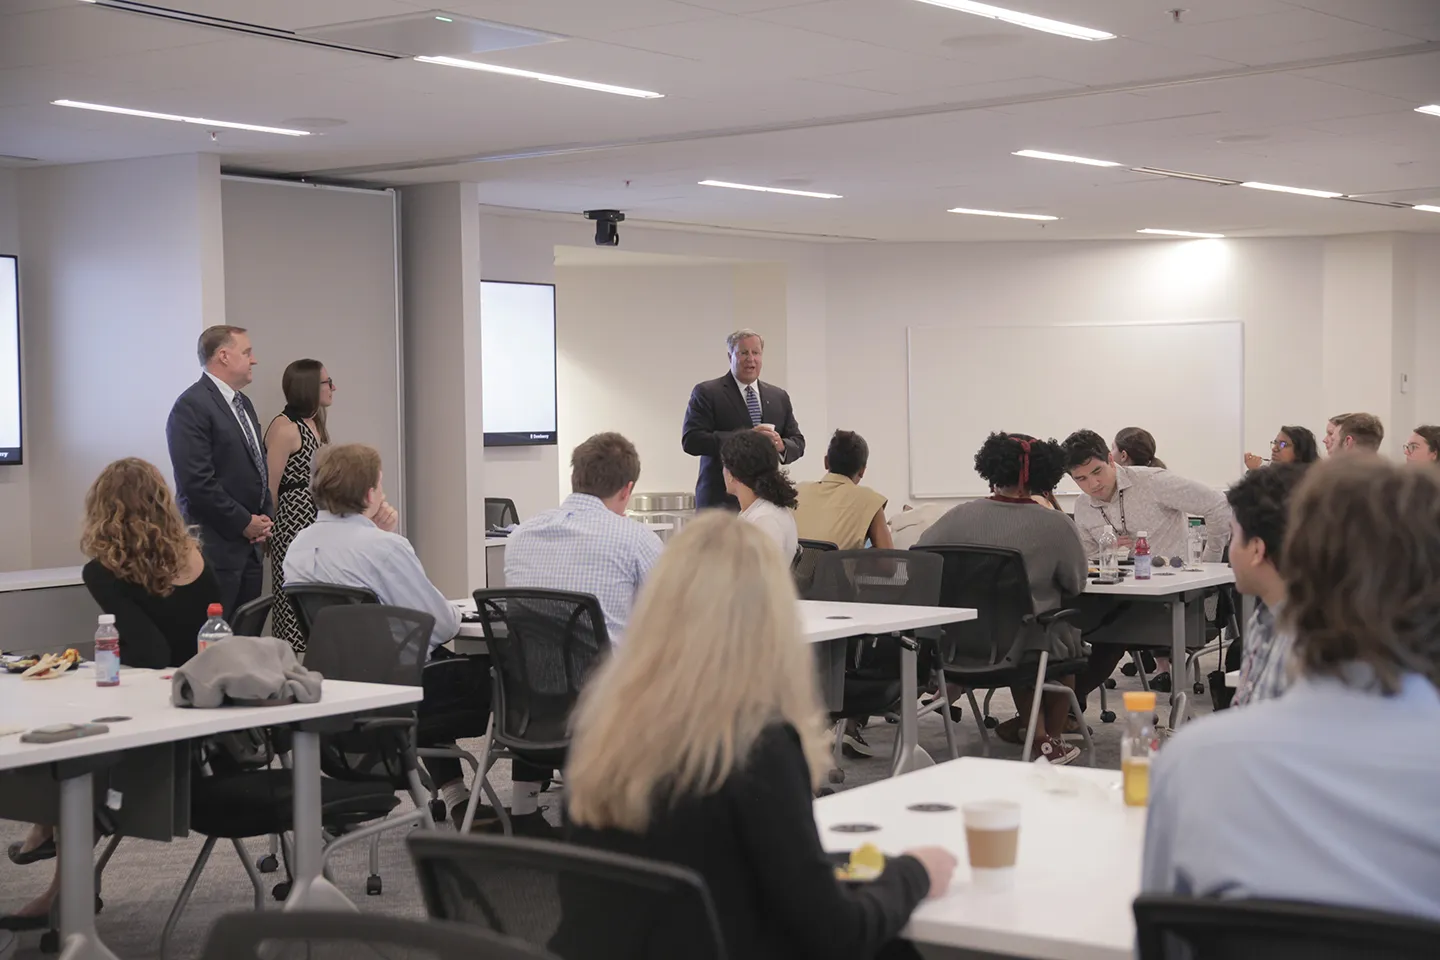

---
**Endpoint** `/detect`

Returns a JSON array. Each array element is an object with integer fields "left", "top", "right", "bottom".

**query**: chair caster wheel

[
  {"left": 40, "top": 931, "right": 59, "bottom": 955},
  {"left": 1100, "top": 711, "right": 1117, "bottom": 724},
  {"left": 1104, "top": 678, "right": 1117, "bottom": 689},
  {"left": 366, "top": 875, "right": 382, "bottom": 896},
  {"left": 429, "top": 798, "right": 447, "bottom": 824},
  {"left": 1194, "top": 682, "right": 1205, "bottom": 695},
  {"left": 257, "top": 853, "right": 279, "bottom": 874},
  {"left": 828, "top": 768, "right": 845, "bottom": 784},
  {"left": 1120, "top": 663, "right": 1138, "bottom": 677},
  {"left": 982, "top": 716, "right": 998, "bottom": 729},
  {"left": 272, "top": 881, "right": 291, "bottom": 902}
]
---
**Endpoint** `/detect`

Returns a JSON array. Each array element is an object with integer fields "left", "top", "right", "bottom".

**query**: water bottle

[
  {"left": 94, "top": 614, "right": 120, "bottom": 687},
  {"left": 1186, "top": 518, "right": 1206, "bottom": 570},
  {"left": 1098, "top": 525, "right": 1120, "bottom": 581},
  {"left": 1133, "top": 531, "right": 1152, "bottom": 580},
  {"left": 197, "top": 604, "right": 233, "bottom": 654},
  {"left": 1122, "top": 691, "right": 1158, "bottom": 807}
]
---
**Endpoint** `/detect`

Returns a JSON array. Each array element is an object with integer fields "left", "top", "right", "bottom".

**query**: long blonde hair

[
  {"left": 566, "top": 512, "right": 830, "bottom": 832},
  {"left": 81, "top": 458, "right": 198, "bottom": 597}
]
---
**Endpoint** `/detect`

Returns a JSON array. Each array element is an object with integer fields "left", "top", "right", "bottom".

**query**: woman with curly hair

[
  {"left": 916, "top": 433, "right": 1088, "bottom": 765},
  {"left": 80, "top": 457, "right": 223, "bottom": 669},
  {"left": 722, "top": 430, "right": 799, "bottom": 562}
]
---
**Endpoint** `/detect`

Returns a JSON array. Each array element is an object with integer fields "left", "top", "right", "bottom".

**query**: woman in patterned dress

[{"left": 264, "top": 359, "right": 334, "bottom": 652}]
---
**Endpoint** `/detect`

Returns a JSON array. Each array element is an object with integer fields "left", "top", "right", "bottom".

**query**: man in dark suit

[
  {"left": 166, "top": 325, "right": 273, "bottom": 618},
  {"left": 682, "top": 328, "right": 805, "bottom": 509}
]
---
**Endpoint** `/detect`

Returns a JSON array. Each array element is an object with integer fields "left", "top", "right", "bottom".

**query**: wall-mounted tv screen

[
  {"left": 481, "top": 280, "right": 557, "bottom": 447},
  {"left": 0, "top": 256, "right": 19, "bottom": 465}
]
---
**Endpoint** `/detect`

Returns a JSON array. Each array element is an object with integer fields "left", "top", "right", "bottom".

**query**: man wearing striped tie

[
  {"left": 682, "top": 328, "right": 805, "bottom": 509},
  {"left": 167, "top": 325, "right": 274, "bottom": 617}
]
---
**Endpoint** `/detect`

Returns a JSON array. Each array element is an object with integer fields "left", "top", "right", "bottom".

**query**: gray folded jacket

[{"left": 171, "top": 636, "right": 324, "bottom": 708}]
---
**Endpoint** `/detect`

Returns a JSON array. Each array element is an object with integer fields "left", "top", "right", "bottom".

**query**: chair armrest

[{"left": 1037, "top": 607, "right": 1081, "bottom": 626}]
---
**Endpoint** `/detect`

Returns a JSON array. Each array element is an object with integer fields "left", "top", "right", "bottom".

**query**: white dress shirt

[
  {"left": 732, "top": 374, "right": 761, "bottom": 410},
  {"left": 205, "top": 371, "right": 260, "bottom": 450}
]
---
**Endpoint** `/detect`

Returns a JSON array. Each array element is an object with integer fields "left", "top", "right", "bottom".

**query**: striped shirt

[
  {"left": 504, "top": 493, "right": 664, "bottom": 643},
  {"left": 1072, "top": 465, "right": 1231, "bottom": 561},
  {"left": 1233, "top": 600, "right": 1293, "bottom": 706}
]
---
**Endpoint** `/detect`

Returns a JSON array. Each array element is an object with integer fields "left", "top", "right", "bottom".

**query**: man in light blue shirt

[
  {"left": 505, "top": 431, "right": 664, "bottom": 644},
  {"left": 1142, "top": 457, "right": 1440, "bottom": 922}
]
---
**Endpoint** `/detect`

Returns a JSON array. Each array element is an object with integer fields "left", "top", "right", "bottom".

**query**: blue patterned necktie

[
  {"left": 744, "top": 384, "right": 762, "bottom": 426},
  {"left": 232, "top": 393, "right": 266, "bottom": 484}
]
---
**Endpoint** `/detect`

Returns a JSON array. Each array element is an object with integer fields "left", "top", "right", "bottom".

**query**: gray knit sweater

[{"left": 916, "top": 499, "right": 1088, "bottom": 658}]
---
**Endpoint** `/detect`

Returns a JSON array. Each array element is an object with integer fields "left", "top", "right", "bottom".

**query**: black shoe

[
  {"left": 842, "top": 730, "right": 875, "bottom": 759},
  {"left": 7, "top": 837, "right": 56, "bottom": 865},
  {"left": 1150, "top": 671, "right": 1172, "bottom": 693},
  {"left": 509, "top": 811, "right": 560, "bottom": 840},
  {"left": 0, "top": 914, "right": 49, "bottom": 931}
]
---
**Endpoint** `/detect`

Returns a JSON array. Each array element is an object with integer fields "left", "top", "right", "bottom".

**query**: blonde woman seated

[
  {"left": 721, "top": 429, "right": 799, "bottom": 562},
  {"left": 562, "top": 513, "right": 955, "bottom": 960}
]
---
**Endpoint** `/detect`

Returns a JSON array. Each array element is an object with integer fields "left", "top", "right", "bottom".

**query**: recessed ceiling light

[
  {"left": 1013, "top": 149, "right": 1122, "bottom": 167},
  {"left": 1137, "top": 228, "right": 1226, "bottom": 239},
  {"left": 1415, "top": 105, "right": 1440, "bottom": 118},
  {"left": 51, "top": 99, "right": 310, "bottom": 136},
  {"left": 912, "top": 0, "right": 1115, "bottom": 41},
  {"left": 699, "top": 180, "right": 841, "bottom": 199},
  {"left": 1415, "top": 205, "right": 1440, "bottom": 214},
  {"left": 1130, "top": 167, "right": 1242, "bottom": 186},
  {"left": 947, "top": 206, "right": 1059, "bottom": 221},
  {"left": 1240, "top": 181, "right": 1343, "bottom": 199},
  {"left": 414, "top": 55, "right": 662, "bottom": 98}
]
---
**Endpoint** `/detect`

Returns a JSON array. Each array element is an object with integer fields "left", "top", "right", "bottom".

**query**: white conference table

[
  {"left": 450, "top": 597, "right": 976, "bottom": 776},
  {"left": 814, "top": 757, "right": 1144, "bottom": 960},
  {"left": 1085, "top": 563, "right": 1237, "bottom": 729},
  {"left": 0, "top": 666, "right": 421, "bottom": 960}
]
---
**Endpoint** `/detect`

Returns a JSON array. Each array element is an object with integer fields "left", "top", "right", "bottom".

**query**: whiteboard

[{"left": 906, "top": 321, "right": 1243, "bottom": 498}]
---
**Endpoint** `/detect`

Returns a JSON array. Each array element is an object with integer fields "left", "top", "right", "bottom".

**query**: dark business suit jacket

[
  {"left": 682, "top": 374, "right": 804, "bottom": 509},
  {"left": 166, "top": 376, "right": 272, "bottom": 569}
]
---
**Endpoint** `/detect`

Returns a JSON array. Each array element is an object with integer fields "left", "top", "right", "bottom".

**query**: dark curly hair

[
  {"left": 974, "top": 432, "right": 1066, "bottom": 495},
  {"left": 721, "top": 431, "right": 798, "bottom": 509},
  {"left": 1278, "top": 425, "right": 1319, "bottom": 464},
  {"left": 1226, "top": 462, "right": 1309, "bottom": 569},
  {"left": 1062, "top": 429, "right": 1110, "bottom": 471}
]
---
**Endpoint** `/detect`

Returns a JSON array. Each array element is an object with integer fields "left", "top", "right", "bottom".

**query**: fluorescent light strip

[
  {"left": 1415, "top": 105, "right": 1440, "bottom": 118},
  {"left": 1138, "top": 228, "right": 1225, "bottom": 239},
  {"left": 1240, "top": 181, "right": 1343, "bottom": 199},
  {"left": 1415, "top": 205, "right": 1440, "bottom": 214},
  {"left": 699, "top": 180, "right": 841, "bottom": 199},
  {"left": 912, "top": 0, "right": 1114, "bottom": 40},
  {"left": 1130, "top": 166, "right": 1241, "bottom": 186},
  {"left": 51, "top": 99, "right": 310, "bottom": 136},
  {"left": 1013, "top": 149, "right": 1122, "bottom": 167},
  {"left": 948, "top": 206, "right": 1058, "bottom": 221},
  {"left": 415, "top": 55, "right": 662, "bottom": 98}
]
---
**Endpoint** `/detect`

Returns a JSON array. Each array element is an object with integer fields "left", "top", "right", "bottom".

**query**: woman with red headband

[{"left": 915, "top": 432, "right": 1087, "bottom": 764}]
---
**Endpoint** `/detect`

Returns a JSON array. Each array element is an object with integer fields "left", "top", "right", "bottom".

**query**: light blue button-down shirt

[
  {"left": 282, "top": 510, "right": 461, "bottom": 653},
  {"left": 1142, "top": 668, "right": 1440, "bottom": 921},
  {"left": 503, "top": 493, "right": 664, "bottom": 643}
]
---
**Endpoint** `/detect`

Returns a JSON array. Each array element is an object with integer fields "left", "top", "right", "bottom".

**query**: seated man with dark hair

[
  {"left": 795, "top": 430, "right": 892, "bottom": 551},
  {"left": 1334, "top": 412, "right": 1384, "bottom": 455},
  {"left": 1143, "top": 457, "right": 1440, "bottom": 920},
  {"left": 1227, "top": 463, "right": 1310, "bottom": 706}
]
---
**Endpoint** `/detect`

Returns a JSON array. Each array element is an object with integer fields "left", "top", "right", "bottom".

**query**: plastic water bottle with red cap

[
  {"left": 197, "top": 604, "right": 233, "bottom": 654},
  {"left": 1133, "top": 531, "right": 1152, "bottom": 580}
]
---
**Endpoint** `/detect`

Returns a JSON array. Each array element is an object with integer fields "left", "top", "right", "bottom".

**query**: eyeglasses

[
  {"left": 1270, "top": 440, "right": 1290, "bottom": 450},
  {"left": 321, "top": 378, "right": 336, "bottom": 389},
  {"left": 1151, "top": 555, "right": 1187, "bottom": 568}
]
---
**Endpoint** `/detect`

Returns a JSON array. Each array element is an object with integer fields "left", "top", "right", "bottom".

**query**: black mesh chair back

[
  {"left": 306, "top": 603, "right": 434, "bottom": 785},
  {"left": 230, "top": 594, "right": 274, "bottom": 637},
  {"left": 809, "top": 549, "right": 942, "bottom": 607},
  {"left": 409, "top": 834, "right": 726, "bottom": 960},
  {"left": 486, "top": 498, "right": 520, "bottom": 529},
  {"left": 1133, "top": 895, "right": 1440, "bottom": 960},
  {"left": 791, "top": 538, "right": 837, "bottom": 600},
  {"left": 909, "top": 544, "right": 1044, "bottom": 669},
  {"left": 284, "top": 583, "right": 380, "bottom": 640},
  {"left": 470, "top": 589, "right": 610, "bottom": 755},
  {"left": 201, "top": 910, "right": 560, "bottom": 960}
]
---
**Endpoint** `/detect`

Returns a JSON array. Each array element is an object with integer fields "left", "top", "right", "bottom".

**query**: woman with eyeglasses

[
  {"left": 1244, "top": 425, "right": 1319, "bottom": 471},
  {"left": 1403, "top": 426, "right": 1440, "bottom": 465},
  {"left": 264, "top": 359, "right": 334, "bottom": 652}
]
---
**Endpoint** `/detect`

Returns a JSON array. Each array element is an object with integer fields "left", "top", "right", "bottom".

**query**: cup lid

[
  {"left": 1136, "top": 531, "right": 1148, "bottom": 538},
  {"left": 1123, "top": 691, "right": 1157, "bottom": 711}
]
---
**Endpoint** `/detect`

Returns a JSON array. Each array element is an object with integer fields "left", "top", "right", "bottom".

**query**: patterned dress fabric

[{"left": 270, "top": 412, "right": 320, "bottom": 652}]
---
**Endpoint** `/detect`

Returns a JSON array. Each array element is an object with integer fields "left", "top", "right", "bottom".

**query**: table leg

[
  {"left": 1168, "top": 601, "right": 1189, "bottom": 731},
  {"left": 891, "top": 640, "right": 935, "bottom": 777},
  {"left": 56, "top": 774, "right": 119, "bottom": 960},
  {"left": 282, "top": 731, "right": 356, "bottom": 913}
]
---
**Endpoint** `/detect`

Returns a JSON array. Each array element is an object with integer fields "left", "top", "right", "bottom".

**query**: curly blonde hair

[{"left": 81, "top": 458, "right": 197, "bottom": 597}]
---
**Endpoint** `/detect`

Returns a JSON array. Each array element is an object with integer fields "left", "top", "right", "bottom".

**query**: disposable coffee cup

[
  {"left": 962, "top": 800, "right": 1020, "bottom": 889},
  {"left": 760, "top": 423, "right": 775, "bottom": 432}
]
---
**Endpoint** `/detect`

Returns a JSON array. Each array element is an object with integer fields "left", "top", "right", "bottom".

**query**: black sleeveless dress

[{"left": 269, "top": 410, "right": 320, "bottom": 652}]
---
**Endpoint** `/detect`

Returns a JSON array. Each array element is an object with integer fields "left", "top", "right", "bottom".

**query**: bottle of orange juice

[{"left": 1122, "top": 691, "right": 1157, "bottom": 806}]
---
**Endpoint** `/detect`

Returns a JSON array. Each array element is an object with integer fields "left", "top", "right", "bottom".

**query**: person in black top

[
  {"left": 562, "top": 511, "right": 954, "bottom": 960},
  {"left": 4, "top": 458, "right": 221, "bottom": 931}
]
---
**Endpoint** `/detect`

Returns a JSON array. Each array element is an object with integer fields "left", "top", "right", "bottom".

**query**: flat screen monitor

[
  {"left": 481, "top": 280, "right": 557, "bottom": 447},
  {"left": 0, "top": 256, "right": 19, "bottom": 465}
]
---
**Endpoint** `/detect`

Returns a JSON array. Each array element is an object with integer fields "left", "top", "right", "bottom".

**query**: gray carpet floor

[{"left": 1, "top": 663, "right": 1217, "bottom": 959}]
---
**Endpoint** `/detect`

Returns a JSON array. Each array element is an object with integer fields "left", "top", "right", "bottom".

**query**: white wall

[
  {"left": 17, "top": 154, "right": 226, "bottom": 567},
  {"left": 1411, "top": 234, "right": 1440, "bottom": 427},
  {"left": 0, "top": 168, "right": 28, "bottom": 571}
]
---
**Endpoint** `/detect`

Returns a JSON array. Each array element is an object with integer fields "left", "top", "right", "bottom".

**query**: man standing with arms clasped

[
  {"left": 682, "top": 328, "right": 805, "bottom": 510},
  {"left": 167, "top": 325, "right": 273, "bottom": 618}
]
